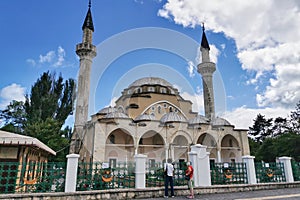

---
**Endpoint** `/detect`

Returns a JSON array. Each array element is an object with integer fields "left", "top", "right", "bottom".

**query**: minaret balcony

[
  {"left": 197, "top": 62, "right": 216, "bottom": 75},
  {"left": 76, "top": 43, "right": 96, "bottom": 52}
]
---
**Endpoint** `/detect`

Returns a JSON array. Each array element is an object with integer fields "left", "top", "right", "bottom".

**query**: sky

[{"left": 0, "top": 0, "right": 299, "bottom": 129}]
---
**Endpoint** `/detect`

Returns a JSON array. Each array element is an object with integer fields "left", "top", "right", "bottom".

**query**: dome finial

[
  {"left": 202, "top": 22, "right": 205, "bottom": 32},
  {"left": 89, "top": 0, "right": 91, "bottom": 8}
]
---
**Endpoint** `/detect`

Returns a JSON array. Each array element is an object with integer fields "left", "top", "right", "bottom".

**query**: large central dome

[{"left": 128, "top": 77, "right": 173, "bottom": 88}]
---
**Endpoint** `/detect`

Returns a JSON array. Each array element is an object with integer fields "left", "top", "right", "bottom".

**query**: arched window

[
  {"left": 229, "top": 139, "right": 233, "bottom": 147},
  {"left": 134, "top": 87, "right": 142, "bottom": 93},
  {"left": 160, "top": 87, "right": 167, "bottom": 93},
  {"left": 109, "top": 134, "right": 115, "bottom": 144},
  {"left": 210, "top": 139, "right": 215, "bottom": 147},
  {"left": 148, "top": 86, "right": 155, "bottom": 92},
  {"left": 139, "top": 138, "right": 143, "bottom": 145},
  {"left": 158, "top": 105, "right": 161, "bottom": 114},
  {"left": 151, "top": 106, "right": 155, "bottom": 111}
]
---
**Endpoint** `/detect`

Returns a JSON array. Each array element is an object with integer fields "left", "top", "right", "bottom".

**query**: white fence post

[
  {"left": 278, "top": 156, "right": 294, "bottom": 182},
  {"left": 189, "top": 144, "right": 211, "bottom": 187},
  {"left": 134, "top": 154, "right": 147, "bottom": 189},
  {"left": 242, "top": 155, "right": 257, "bottom": 184},
  {"left": 65, "top": 154, "right": 80, "bottom": 192}
]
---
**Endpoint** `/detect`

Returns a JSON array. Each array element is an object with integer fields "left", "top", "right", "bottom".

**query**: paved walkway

[{"left": 138, "top": 188, "right": 300, "bottom": 200}]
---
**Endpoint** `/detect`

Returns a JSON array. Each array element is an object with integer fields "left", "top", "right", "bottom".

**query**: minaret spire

[
  {"left": 70, "top": 1, "right": 97, "bottom": 154},
  {"left": 82, "top": 0, "right": 94, "bottom": 32},
  {"left": 197, "top": 25, "right": 216, "bottom": 120},
  {"left": 201, "top": 23, "right": 210, "bottom": 50}
]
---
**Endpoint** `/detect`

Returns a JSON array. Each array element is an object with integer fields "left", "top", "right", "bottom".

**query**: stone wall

[{"left": 1, "top": 182, "right": 299, "bottom": 200}]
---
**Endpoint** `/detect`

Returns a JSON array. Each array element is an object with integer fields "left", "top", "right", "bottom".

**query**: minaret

[
  {"left": 70, "top": 0, "right": 97, "bottom": 154},
  {"left": 197, "top": 24, "right": 216, "bottom": 120}
]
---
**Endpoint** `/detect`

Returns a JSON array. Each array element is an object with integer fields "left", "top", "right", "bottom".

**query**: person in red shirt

[{"left": 185, "top": 162, "right": 194, "bottom": 199}]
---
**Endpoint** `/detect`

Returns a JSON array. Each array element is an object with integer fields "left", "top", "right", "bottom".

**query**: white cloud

[
  {"left": 187, "top": 60, "right": 195, "bottom": 77},
  {"left": 27, "top": 46, "right": 67, "bottom": 67},
  {"left": 54, "top": 46, "right": 66, "bottom": 67},
  {"left": 220, "top": 44, "right": 225, "bottom": 50},
  {"left": 108, "top": 96, "right": 118, "bottom": 108},
  {"left": 221, "top": 106, "right": 291, "bottom": 129},
  {"left": 39, "top": 51, "right": 55, "bottom": 63},
  {"left": 26, "top": 59, "right": 36, "bottom": 66},
  {"left": 256, "top": 63, "right": 300, "bottom": 108},
  {"left": 158, "top": 0, "right": 300, "bottom": 109},
  {"left": 0, "top": 83, "right": 26, "bottom": 109},
  {"left": 181, "top": 91, "right": 204, "bottom": 114}
]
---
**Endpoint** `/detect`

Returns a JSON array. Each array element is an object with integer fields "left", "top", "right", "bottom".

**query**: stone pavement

[{"left": 138, "top": 187, "right": 300, "bottom": 200}]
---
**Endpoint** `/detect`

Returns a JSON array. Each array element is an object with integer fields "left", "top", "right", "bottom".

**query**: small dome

[
  {"left": 103, "top": 111, "right": 130, "bottom": 119},
  {"left": 97, "top": 106, "right": 118, "bottom": 115},
  {"left": 211, "top": 117, "right": 231, "bottom": 126},
  {"left": 160, "top": 112, "right": 186, "bottom": 123},
  {"left": 188, "top": 115, "right": 210, "bottom": 125},
  {"left": 134, "top": 114, "right": 155, "bottom": 122}
]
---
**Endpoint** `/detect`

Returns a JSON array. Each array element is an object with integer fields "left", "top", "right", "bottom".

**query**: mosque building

[{"left": 70, "top": 2, "right": 250, "bottom": 166}]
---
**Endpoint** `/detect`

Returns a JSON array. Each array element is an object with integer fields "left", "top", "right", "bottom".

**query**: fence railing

[
  {"left": 145, "top": 161, "right": 187, "bottom": 187},
  {"left": 76, "top": 161, "right": 135, "bottom": 191},
  {"left": 0, "top": 158, "right": 298, "bottom": 194},
  {"left": 0, "top": 162, "right": 66, "bottom": 194},
  {"left": 255, "top": 162, "right": 285, "bottom": 183},
  {"left": 210, "top": 162, "right": 248, "bottom": 185},
  {"left": 291, "top": 161, "right": 300, "bottom": 181}
]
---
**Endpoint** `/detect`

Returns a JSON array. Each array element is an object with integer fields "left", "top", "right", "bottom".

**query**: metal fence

[
  {"left": 76, "top": 161, "right": 135, "bottom": 191},
  {"left": 210, "top": 162, "right": 248, "bottom": 185},
  {"left": 255, "top": 162, "right": 285, "bottom": 183},
  {"left": 1, "top": 159, "right": 298, "bottom": 194},
  {"left": 145, "top": 161, "right": 187, "bottom": 187},
  {"left": 0, "top": 162, "right": 66, "bottom": 194},
  {"left": 291, "top": 161, "right": 300, "bottom": 181}
]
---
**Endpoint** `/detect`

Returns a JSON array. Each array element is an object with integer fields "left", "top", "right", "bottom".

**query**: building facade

[{"left": 71, "top": 4, "right": 250, "bottom": 166}]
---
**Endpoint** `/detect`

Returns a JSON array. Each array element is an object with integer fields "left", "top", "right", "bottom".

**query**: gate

[
  {"left": 255, "top": 162, "right": 285, "bottom": 183},
  {"left": 76, "top": 161, "right": 135, "bottom": 191},
  {"left": 210, "top": 162, "right": 248, "bottom": 185}
]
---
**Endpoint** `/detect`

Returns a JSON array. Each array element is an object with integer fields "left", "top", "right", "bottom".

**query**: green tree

[
  {"left": 249, "top": 101, "right": 300, "bottom": 161},
  {"left": 271, "top": 117, "right": 288, "bottom": 137},
  {"left": 290, "top": 101, "right": 300, "bottom": 134},
  {"left": 255, "top": 138, "right": 277, "bottom": 162},
  {"left": 0, "top": 71, "right": 75, "bottom": 162},
  {"left": 273, "top": 132, "right": 300, "bottom": 161},
  {"left": 23, "top": 71, "right": 75, "bottom": 161},
  {"left": 25, "top": 118, "right": 71, "bottom": 161},
  {"left": 24, "top": 72, "right": 75, "bottom": 126},
  {"left": 248, "top": 114, "right": 273, "bottom": 142},
  {"left": 0, "top": 100, "right": 25, "bottom": 133}
]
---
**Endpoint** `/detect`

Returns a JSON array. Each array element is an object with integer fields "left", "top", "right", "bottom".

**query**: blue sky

[{"left": 1, "top": 0, "right": 299, "bottom": 129}]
